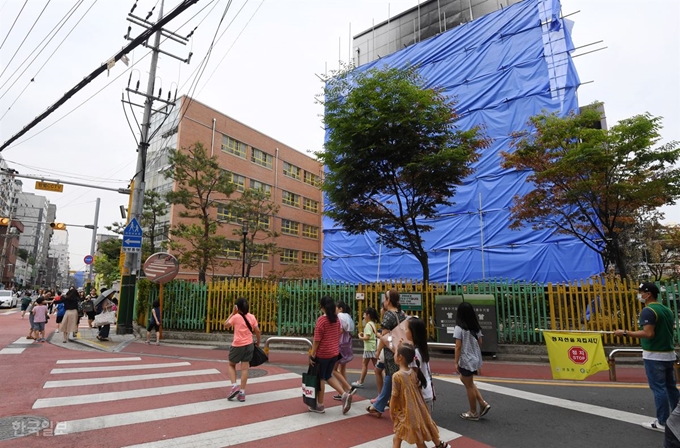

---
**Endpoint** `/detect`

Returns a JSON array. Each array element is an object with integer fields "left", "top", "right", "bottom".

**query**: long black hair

[
  {"left": 336, "top": 300, "right": 351, "bottom": 317},
  {"left": 408, "top": 317, "right": 430, "bottom": 363},
  {"left": 456, "top": 301, "right": 481, "bottom": 335},
  {"left": 364, "top": 307, "right": 379, "bottom": 322},
  {"left": 236, "top": 297, "right": 249, "bottom": 314},
  {"left": 397, "top": 343, "right": 427, "bottom": 388},
  {"left": 320, "top": 296, "right": 337, "bottom": 323}
]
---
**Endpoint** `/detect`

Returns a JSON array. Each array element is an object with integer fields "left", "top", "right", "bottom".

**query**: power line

[
  {"left": 0, "top": 0, "right": 53, "bottom": 81},
  {"left": 0, "top": 1, "right": 85, "bottom": 101},
  {"left": 0, "top": 0, "right": 101, "bottom": 122},
  {"left": 0, "top": 0, "right": 202, "bottom": 152},
  {"left": 0, "top": 0, "right": 28, "bottom": 50}
]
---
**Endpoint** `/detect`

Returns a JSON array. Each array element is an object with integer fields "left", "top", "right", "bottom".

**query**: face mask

[{"left": 637, "top": 293, "right": 645, "bottom": 303}]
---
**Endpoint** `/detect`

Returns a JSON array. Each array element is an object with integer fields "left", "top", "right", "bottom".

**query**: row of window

[
  {"left": 216, "top": 206, "right": 320, "bottom": 239},
  {"left": 222, "top": 135, "right": 321, "bottom": 186},
  {"left": 221, "top": 247, "right": 318, "bottom": 265},
  {"left": 220, "top": 170, "right": 319, "bottom": 214}
]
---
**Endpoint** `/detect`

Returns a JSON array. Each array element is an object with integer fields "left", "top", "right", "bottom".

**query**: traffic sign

[
  {"left": 143, "top": 252, "right": 180, "bottom": 284},
  {"left": 83, "top": 255, "right": 94, "bottom": 265},
  {"left": 122, "top": 218, "right": 143, "bottom": 253},
  {"left": 568, "top": 346, "right": 588, "bottom": 364},
  {"left": 35, "top": 181, "right": 64, "bottom": 193}
]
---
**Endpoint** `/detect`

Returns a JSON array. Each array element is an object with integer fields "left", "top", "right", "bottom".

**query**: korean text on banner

[{"left": 544, "top": 331, "right": 609, "bottom": 380}]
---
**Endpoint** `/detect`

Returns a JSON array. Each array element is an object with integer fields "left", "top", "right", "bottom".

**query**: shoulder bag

[
  {"left": 240, "top": 313, "right": 268, "bottom": 367},
  {"left": 379, "top": 311, "right": 412, "bottom": 353}
]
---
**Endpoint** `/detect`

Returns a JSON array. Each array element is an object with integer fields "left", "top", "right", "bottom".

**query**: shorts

[
  {"left": 363, "top": 351, "right": 377, "bottom": 359},
  {"left": 229, "top": 343, "right": 254, "bottom": 364},
  {"left": 56, "top": 315, "right": 64, "bottom": 324},
  {"left": 21, "top": 303, "right": 29, "bottom": 311},
  {"left": 86, "top": 311, "right": 96, "bottom": 320},
  {"left": 459, "top": 366, "right": 478, "bottom": 377},
  {"left": 33, "top": 322, "right": 45, "bottom": 332},
  {"left": 147, "top": 322, "right": 160, "bottom": 332},
  {"left": 376, "top": 362, "right": 385, "bottom": 370},
  {"left": 315, "top": 356, "right": 340, "bottom": 381}
]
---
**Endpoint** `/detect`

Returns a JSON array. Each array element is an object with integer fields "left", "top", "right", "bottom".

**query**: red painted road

[{"left": 0, "top": 308, "right": 646, "bottom": 447}]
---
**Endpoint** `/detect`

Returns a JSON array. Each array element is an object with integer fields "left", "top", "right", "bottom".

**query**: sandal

[
  {"left": 366, "top": 405, "right": 382, "bottom": 418},
  {"left": 460, "top": 411, "right": 479, "bottom": 421},
  {"left": 435, "top": 443, "right": 451, "bottom": 448},
  {"left": 480, "top": 402, "right": 491, "bottom": 417}
]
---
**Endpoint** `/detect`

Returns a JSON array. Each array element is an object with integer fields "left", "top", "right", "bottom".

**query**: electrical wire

[
  {"left": 0, "top": 0, "right": 100, "bottom": 122},
  {"left": 4, "top": 159, "right": 129, "bottom": 183},
  {"left": 0, "top": 0, "right": 28, "bottom": 50},
  {"left": 0, "top": 0, "right": 85, "bottom": 99},
  {"left": 0, "top": 0, "right": 53, "bottom": 81}
]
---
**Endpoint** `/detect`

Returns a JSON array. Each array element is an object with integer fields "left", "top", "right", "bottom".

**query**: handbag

[
  {"left": 93, "top": 311, "right": 116, "bottom": 327},
  {"left": 379, "top": 311, "right": 411, "bottom": 353},
  {"left": 338, "top": 330, "right": 354, "bottom": 365},
  {"left": 240, "top": 313, "right": 268, "bottom": 367},
  {"left": 302, "top": 364, "right": 320, "bottom": 409}
]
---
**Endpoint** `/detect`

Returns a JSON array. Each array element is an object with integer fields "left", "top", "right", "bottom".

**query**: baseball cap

[{"left": 638, "top": 282, "right": 659, "bottom": 296}]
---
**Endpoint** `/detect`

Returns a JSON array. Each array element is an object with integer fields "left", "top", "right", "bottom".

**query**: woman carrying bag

[{"left": 224, "top": 297, "right": 261, "bottom": 403}]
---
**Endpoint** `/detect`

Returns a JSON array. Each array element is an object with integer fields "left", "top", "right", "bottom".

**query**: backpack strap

[{"left": 240, "top": 313, "right": 253, "bottom": 333}]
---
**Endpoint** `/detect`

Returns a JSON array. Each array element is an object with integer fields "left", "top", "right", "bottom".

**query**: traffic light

[
  {"left": 50, "top": 222, "right": 66, "bottom": 230},
  {"left": 0, "top": 217, "right": 9, "bottom": 226}
]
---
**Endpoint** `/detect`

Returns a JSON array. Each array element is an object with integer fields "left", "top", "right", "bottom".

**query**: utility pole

[
  {"left": 85, "top": 198, "right": 100, "bottom": 292},
  {"left": 0, "top": 169, "right": 17, "bottom": 287},
  {"left": 118, "top": 1, "right": 192, "bottom": 334}
]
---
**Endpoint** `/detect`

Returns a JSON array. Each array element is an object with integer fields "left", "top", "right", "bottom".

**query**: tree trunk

[
  {"left": 415, "top": 250, "right": 429, "bottom": 283},
  {"left": 609, "top": 237, "right": 628, "bottom": 278}
]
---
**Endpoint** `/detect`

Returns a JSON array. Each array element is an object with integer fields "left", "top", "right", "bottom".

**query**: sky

[{"left": 0, "top": 0, "right": 678, "bottom": 275}]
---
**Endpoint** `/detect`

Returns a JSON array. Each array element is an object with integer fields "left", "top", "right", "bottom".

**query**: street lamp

[{"left": 241, "top": 221, "right": 248, "bottom": 278}]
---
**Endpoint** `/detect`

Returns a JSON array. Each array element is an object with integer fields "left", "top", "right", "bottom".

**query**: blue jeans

[
  {"left": 373, "top": 373, "right": 392, "bottom": 413},
  {"left": 644, "top": 359, "right": 680, "bottom": 425}
]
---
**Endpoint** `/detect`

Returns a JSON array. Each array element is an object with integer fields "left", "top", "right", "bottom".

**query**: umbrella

[{"left": 93, "top": 288, "right": 117, "bottom": 308}]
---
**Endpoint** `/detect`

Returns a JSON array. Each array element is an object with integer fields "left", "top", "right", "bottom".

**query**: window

[
  {"left": 249, "top": 180, "right": 272, "bottom": 196},
  {"left": 223, "top": 171, "right": 245, "bottom": 192},
  {"left": 255, "top": 214, "right": 270, "bottom": 231},
  {"left": 283, "top": 162, "right": 301, "bottom": 180},
  {"left": 302, "top": 224, "right": 319, "bottom": 239},
  {"left": 304, "top": 171, "right": 321, "bottom": 187},
  {"left": 222, "top": 135, "right": 247, "bottom": 158},
  {"left": 222, "top": 241, "right": 242, "bottom": 258},
  {"left": 216, "top": 205, "right": 241, "bottom": 224},
  {"left": 250, "top": 248, "right": 270, "bottom": 262},
  {"left": 303, "top": 197, "right": 319, "bottom": 213},
  {"left": 302, "top": 252, "right": 318, "bottom": 264},
  {"left": 280, "top": 249, "right": 298, "bottom": 263},
  {"left": 251, "top": 148, "right": 273, "bottom": 169},
  {"left": 282, "top": 191, "right": 300, "bottom": 207},
  {"left": 281, "top": 219, "right": 299, "bottom": 236}
]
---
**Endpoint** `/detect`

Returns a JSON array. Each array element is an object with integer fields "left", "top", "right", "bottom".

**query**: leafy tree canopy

[
  {"left": 317, "top": 64, "right": 488, "bottom": 282},
  {"left": 502, "top": 103, "right": 680, "bottom": 278}
]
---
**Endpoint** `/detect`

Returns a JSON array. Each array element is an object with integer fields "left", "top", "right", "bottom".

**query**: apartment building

[{"left": 144, "top": 97, "right": 323, "bottom": 280}]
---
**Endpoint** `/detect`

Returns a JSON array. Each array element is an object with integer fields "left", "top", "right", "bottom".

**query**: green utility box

[{"left": 434, "top": 294, "right": 498, "bottom": 354}]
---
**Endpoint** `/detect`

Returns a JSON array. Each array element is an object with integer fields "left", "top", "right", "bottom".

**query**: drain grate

[
  {"left": 0, "top": 416, "right": 51, "bottom": 441},
  {"left": 246, "top": 368, "right": 267, "bottom": 379}
]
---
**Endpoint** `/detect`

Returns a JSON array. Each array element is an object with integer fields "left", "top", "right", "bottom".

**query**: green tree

[
  {"left": 502, "top": 103, "right": 680, "bottom": 278},
  {"left": 108, "top": 190, "right": 169, "bottom": 255},
  {"left": 639, "top": 220, "right": 680, "bottom": 281},
  {"left": 317, "top": 64, "right": 488, "bottom": 282},
  {"left": 93, "top": 238, "right": 122, "bottom": 287},
  {"left": 17, "top": 248, "right": 28, "bottom": 261},
  {"left": 226, "top": 188, "right": 281, "bottom": 278},
  {"left": 164, "top": 142, "right": 236, "bottom": 283}
]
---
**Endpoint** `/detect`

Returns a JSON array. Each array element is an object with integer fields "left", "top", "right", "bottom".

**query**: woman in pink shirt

[{"left": 224, "top": 297, "right": 261, "bottom": 403}]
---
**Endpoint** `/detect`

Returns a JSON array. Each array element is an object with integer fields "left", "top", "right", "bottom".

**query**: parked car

[{"left": 0, "top": 290, "right": 17, "bottom": 308}]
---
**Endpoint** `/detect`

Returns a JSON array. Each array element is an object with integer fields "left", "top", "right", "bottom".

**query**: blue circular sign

[{"left": 83, "top": 255, "right": 94, "bottom": 265}]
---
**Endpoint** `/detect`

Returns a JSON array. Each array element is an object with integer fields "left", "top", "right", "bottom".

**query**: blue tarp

[{"left": 322, "top": 0, "right": 604, "bottom": 284}]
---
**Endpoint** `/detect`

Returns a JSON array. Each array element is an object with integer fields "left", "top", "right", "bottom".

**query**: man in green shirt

[{"left": 615, "top": 282, "right": 679, "bottom": 433}]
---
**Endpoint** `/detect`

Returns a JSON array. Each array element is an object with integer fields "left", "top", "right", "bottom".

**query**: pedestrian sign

[{"left": 122, "top": 218, "right": 143, "bottom": 253}]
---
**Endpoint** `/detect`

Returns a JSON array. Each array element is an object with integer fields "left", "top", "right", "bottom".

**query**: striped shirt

[{"left": 314, "top": 315, "right": 341, "bottom": 359}]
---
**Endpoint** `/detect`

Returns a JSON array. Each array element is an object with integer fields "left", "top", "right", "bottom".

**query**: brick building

[{"left": 144, "top": 97, "right": 323, "bottom": 280}]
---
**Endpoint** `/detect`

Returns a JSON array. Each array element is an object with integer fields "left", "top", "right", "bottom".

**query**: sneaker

[
  {"left": 341, "top": 392, "right": 352, "bottom": 414},
  {"left": 333, "top": 394, "right": 342, "bottom": 401},
  {"left": 237, "top": 392, "right": 246, "bottom": 402},
  {"left": 351, "top": 381, "right": 364, "bottom": 388},
  {"left": 308, "top": 405, "right": 325, "bottom": 414},
  {"left": 228, "top": 385, "right": 240, "bottom": 400},
  {"left": 349, "top": 386, "right": 358, "bottom": 396},
  {"left": 641, "top": 419, "right": 665, "bottom": 433},
  {"left": 55, "top": 329, "right": 59, "bottom": 333}
]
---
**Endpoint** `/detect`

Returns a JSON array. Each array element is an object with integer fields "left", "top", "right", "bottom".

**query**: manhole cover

[
  {"left": 244, "top": 368, "right": 267, "bottom": 378},
  {"left": 0, "top": 416, "right": 51, "bottom": 441}
]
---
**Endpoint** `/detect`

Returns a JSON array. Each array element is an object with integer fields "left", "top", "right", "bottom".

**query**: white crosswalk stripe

[
  {"left": 44, "top": 368, "right": 221, "bottom": 388},
  {"left": 0, "top": 337, "right": 36, "bottom": 354},
  {"left": 50, "top": 361, "right": 191, "bottom": 374},
  {"left": 56, "top": 356, "right": 143, "bottom": 364}
]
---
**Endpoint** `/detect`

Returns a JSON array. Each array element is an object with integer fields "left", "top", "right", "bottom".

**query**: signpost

[
  {"left": 143, "top": 252, "right": 180, "bottom": 340},
  {"left": 122, "top": 218, "right": 143, "bottom": 253},
  {"left": 83, "top": 255, "right": 94, "bottom": 265},
  {"left": 35, "top": 181, "right": 64, "bottom": 193}
]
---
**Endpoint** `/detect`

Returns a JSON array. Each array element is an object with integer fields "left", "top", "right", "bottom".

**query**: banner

[{"left": 544, "top": 331, "right": 609, "bottom": 380}]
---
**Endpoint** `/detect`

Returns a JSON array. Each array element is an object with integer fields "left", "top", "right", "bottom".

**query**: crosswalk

[
  {"left": 32, "top": 356, "right": 477, "bottom": 447},
  {"left": 0, "top": 336, "right": 35, "bottom": 354}
]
